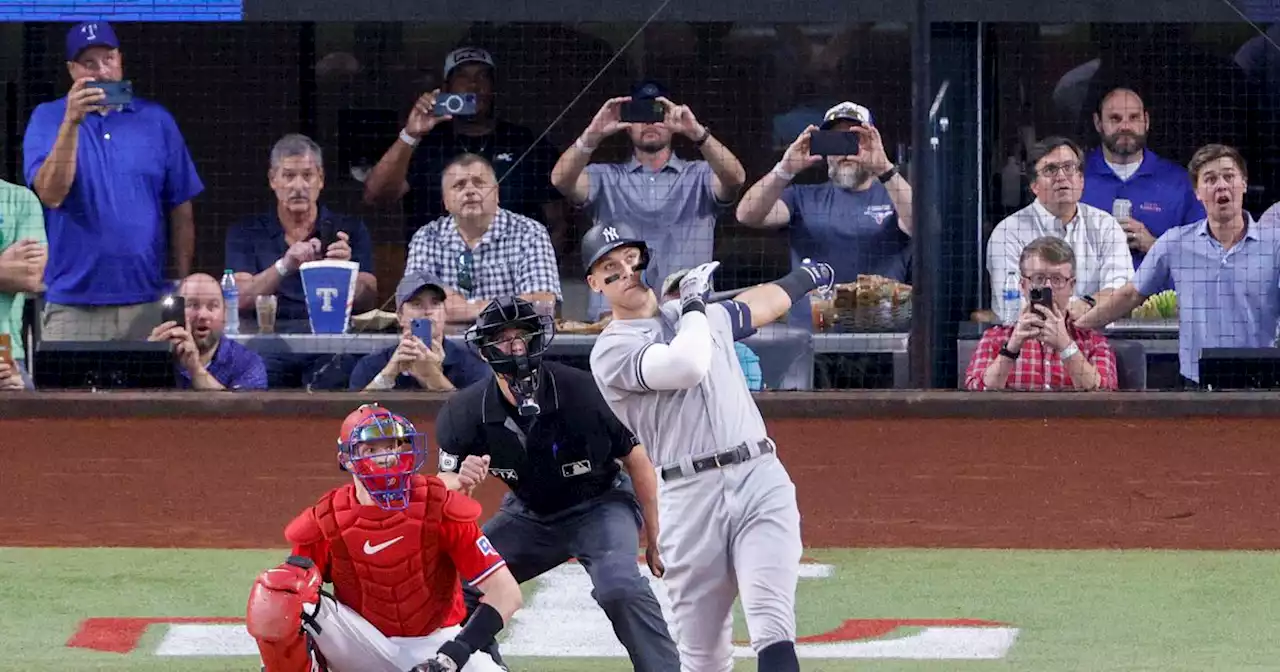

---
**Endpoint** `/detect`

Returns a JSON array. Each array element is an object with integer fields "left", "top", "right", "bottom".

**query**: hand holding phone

[
  {"left": 1112, "top": 198, "right": 1132, "bottom": 222},
  {"left": 1029, "top": 286, "right": 1053, "bottom": 312}
]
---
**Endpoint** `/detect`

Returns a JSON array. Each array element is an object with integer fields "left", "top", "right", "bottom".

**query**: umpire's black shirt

[{"left": 435, "top": 360, "right": 639, "bottom": 515}]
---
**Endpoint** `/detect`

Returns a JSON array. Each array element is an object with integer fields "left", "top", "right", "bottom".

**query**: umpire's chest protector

[{"left": 307, "top": 476, "right": 460, "bottom": 638}]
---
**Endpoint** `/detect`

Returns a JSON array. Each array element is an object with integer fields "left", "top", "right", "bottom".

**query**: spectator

[
  {"left": 146, "top": 273, "right": 267, "bottom": 391},
  {"left": 659, "top": 268, "right": 764, "bottom": 390},
  {"left": 362, "top": 47, "right": 567, "bottom": 251},
  {"left": 404, "top": 153, "right": 561, "bottom": 325},
  {"left": 23, "top": 21, "right": 202, "bottom": 341},
  {"left": 349, "top": 270, "right": 490, "bottom": 392},
  {"left": 0, "top": 179, "right": 47, "bottom": 391},
  {"left": 1079, "top": 87, "right": 1204, "bottom": 272},
  {"left": 1079, "top": 144, "right": 1280, "bottom": 388},
  {"left": 551, "top": 81, "right": 747, "bottom": 321},
  {"left": 987, "top": 136, "right": 1131, "bottom": 322},
  {"left": 737, "top": 102, "right": 914, "bottom": 328},
  {"left": 965, "top": 237, "right": 1116, "bottom": 391},
  {"left": 225, "top": 133, "right": 375, "bottom": 389}
]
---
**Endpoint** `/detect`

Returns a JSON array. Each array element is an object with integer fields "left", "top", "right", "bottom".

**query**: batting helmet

[
  {"left": 336, "top": 403, "right": 427, "bottom": 511},
  {"left": 581, "top": 221, "right": 650, "bottom": 276}
]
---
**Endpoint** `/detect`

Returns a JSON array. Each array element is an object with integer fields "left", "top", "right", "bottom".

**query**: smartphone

[
  {"left": 433, "top": 93, "right": 477, "bottom": 117},
  {"left": 809, "top": 130, "right": 860, "bottom": 157},
  {"left": 1029, "top": 287, "right": 1053, "bottom": 312},
  {"left": 620, "top": 98, "right": 665, "bottom": 124},
  {"left": 411, "top": 317, "right": 433, "bottom": 343},
  {"left": 88, "top": 80, "right": 133, "bottom": 106},
  {"left": 317, "top": 220, "right": 343, "bottom": 251},
  {"left": 161, "top": 295, "right": 186, "bottom": 326}
]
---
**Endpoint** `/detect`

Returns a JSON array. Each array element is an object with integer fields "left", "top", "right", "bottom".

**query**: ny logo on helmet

[{"left": 602, "top": 227, "right": 620, "bottom": 242}]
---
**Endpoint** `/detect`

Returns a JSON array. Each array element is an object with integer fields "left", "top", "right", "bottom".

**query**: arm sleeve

[
  {"left": 224, "top": 222, "right": 257, "bottom": 274},
  {"left": 16, "top": 187, "right": 47, "bottom": 242},
  {"left": 713, "top": 300, "right": 756, "bottom": 341},
  {"left": 513, "top": 220, "right": 562, "bottom": 297},
  {"left": 963, "top": 328, "right": 1006, "bottom": 391},
  {"left": 583, "top": 164, "right": 610, "bottom": 209},
  {"left": 985, "top": 221, "right": 1018, "bottom": 319},
  {"left": 434, "top": 405, "right": 475, "bottom": 473},
  {"left": 441, "top": 520, "right": 507, "bottom": 585},
  {"left": 160, "top": 111, "right": 204, "bottom": 209},
  {"left": 22, "top": 105, "right": 58, "bottom": 186},
  {"left": 230, "top": 351, "right": 269, "bottom": 391},
  {"left": 1097, "top": 214, "right": 1135, "bottom": 290},
  {"left": 592, "top": 313, "right": 715, "bottom": 393},
  {"left": 1087, "top": 335, "right": 1119, "bottom": 391},
  {"left": 348, "top": 219, "right": 376, "bottom": 274},
  {"left": 699, "top": 161, "right": 733, "bottom": 208},
  {"left": 1132, "top": 232, "right": 1173, "bottom": 297}
]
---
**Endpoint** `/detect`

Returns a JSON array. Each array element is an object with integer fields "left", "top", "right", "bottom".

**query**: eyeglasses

[
  {"left": 1023, "top": 273, "right": 1074, "bottom": 289},
  {"left": 457, "top": 250, "right": 475, "bottom": 294},
  {"left": 1036, "top": 161, "right": 1081, "bottom": 179}
]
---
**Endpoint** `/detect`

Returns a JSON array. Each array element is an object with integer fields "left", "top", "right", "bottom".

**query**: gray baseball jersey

[{"left": 589, "top": 299, "right": 766, "bottom": 467}]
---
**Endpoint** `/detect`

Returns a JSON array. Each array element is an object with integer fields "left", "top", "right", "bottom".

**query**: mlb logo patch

[
  {"left": 476, "top": 535, "right": 498, "bottom": 557},
  {"left": 439, "top": 452, "right": 459, "bottom": 472},
  {"left": 561, "top": 460, "right": 591, "bottom": 478}
]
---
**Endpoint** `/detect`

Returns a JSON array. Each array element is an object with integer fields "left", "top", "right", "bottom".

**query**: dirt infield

[{"left": 5, "top": 415, "right": 1279, "bottom": 550}]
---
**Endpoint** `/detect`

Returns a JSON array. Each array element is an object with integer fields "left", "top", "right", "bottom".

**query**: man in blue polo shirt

[
  {"left": 225, "top": 133, "right": 376, "bottom": 389},
  {"left": 736, "top": 101, "right": 914, "bottom": 328},
  {"left": 23, "top": 21, "right": 202, "bottom": 342},
  {"left": 147, "top": 273, "right": 267, "bottom": 391},
  {"left": 349, "top": 270, "right": 489, "bottom": 392},
  {"left": 1079, "top": 87, "right": 1203, "bottom": 272}
]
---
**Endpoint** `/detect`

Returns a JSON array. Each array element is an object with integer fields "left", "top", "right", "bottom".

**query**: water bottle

[
  {"left": 1000, "top": 270, "right": 1021, "bottom": 325},
  {"left": 221, "top": 269, "right": 240, "bottom": 335}
]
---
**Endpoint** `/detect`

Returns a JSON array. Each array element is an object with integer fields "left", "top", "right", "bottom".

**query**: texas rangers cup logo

[{"left": 300, "top": 260, "right": 359, "bottom": 334}]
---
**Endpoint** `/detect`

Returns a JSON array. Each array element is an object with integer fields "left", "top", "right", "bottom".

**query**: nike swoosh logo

[{"left": 362, "top": 536, "right": 404, "bottom": 555}]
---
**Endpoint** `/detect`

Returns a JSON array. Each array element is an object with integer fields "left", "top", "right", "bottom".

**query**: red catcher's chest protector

[{"left": 314, "top": 476, "right": 460, "bottom": 637}]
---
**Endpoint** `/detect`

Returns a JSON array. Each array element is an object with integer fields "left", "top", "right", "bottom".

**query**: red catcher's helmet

[{"left": 336, "top": 403, "right": 427, "bottom": 511}]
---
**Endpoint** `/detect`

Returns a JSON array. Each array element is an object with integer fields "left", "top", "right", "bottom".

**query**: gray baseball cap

[{"left": 395, "top": 270, "right": 447, "bottom": 309}]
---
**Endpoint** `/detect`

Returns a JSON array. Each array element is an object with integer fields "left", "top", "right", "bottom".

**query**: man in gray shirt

[
  {"left": 1078, "top": 144, "right": 1280, "bottom": 386},
  {"left": 551, "top": 81, "right": 746, "bottom": 321}
]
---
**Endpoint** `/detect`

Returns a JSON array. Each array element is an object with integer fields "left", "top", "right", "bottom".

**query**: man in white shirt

[{"left": 987, "top": 136, "right": 1132, "bottom": 323}]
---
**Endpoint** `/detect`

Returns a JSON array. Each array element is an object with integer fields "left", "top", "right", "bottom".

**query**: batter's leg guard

[{"left": 756, "top": 640, "right": 799, "bottom": 672}]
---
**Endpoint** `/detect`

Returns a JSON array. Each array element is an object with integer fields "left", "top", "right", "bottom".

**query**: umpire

[{"left": 434, "top": 296, "right": 679, "bottom": 671}]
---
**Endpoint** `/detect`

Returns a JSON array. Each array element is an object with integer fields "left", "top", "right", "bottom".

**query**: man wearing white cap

[
  {"left": 363, "top": 47, "right": 566, "bottom": 251},
  {"left": 737, "top": 102, "right": 914, "bottom": 328}
]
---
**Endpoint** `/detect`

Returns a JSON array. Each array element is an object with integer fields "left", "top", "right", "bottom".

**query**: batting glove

[
  {"left": 799, "top": 257, "right": 835, "bottom": 296},
  {"left": 679, "top": 261, "right": 720, "bottom": 314}
]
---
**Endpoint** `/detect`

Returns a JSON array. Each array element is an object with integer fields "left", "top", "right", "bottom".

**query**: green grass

[{"left": 3, "top": 547, "right": 1280, "bottom": 671}]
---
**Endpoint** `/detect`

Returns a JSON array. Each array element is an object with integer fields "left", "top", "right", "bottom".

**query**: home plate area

[{"left": 147, "top": 562, "right": 1019, "bottom": 660}]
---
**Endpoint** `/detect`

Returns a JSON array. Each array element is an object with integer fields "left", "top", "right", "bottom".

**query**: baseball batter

[
  {"left": 583, "top": 221, "right": 834, "bottom": 671},
  {"left": 246, "top": 403, "right": 523, "bottom": 672}
]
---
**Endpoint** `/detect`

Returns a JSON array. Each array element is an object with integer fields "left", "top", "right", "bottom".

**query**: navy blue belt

[{"left": 661, "top": 439, "right": 775, "bottom": 482}]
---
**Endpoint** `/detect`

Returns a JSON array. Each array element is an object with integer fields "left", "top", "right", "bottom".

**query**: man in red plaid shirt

[{"left": 966, "top": 236, "right": 1118, "bottom": 391}]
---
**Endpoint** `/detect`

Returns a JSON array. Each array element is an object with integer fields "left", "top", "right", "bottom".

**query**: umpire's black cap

[{"left": 581, "top": 221, "right": 650, "bottom": 276}]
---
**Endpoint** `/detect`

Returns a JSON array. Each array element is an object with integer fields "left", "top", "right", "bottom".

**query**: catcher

[{"left": 246, "top": 403, "right": 522, "bottom": 672}]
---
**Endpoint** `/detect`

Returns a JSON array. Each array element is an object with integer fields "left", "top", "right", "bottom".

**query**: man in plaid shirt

[
  {"left": 965, "top": 236, "right": 1118, "bottom": 391},
  {"left": 405, "top": 154, "right": 561, "bottom": 325}
]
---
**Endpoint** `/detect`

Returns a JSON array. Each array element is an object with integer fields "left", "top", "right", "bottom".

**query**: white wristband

[
  {"left": 771, "top": 162, "right": 796, "bottom": 182},
  {"left": 575, "top": 136, "right": 596, "bottom": 154},
  {"left": 274, "top": 258, "right": 290, "bottom": 277},
  {"left": 1059, "top": 342, "right": 1081, "bottom": 360},
  {"left": 371, "top": 372, "right": 394, "bottom": 390},
  {"left": 399, "top": 129, "right": 420, "bottom": 147}
]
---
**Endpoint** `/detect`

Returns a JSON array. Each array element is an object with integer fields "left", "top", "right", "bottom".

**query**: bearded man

[
  {"left": 736, "top": 101, "right": 914, "bottom": 328},
  {"left": 147, "top": 272, "right": 267, "bottom": 390}
]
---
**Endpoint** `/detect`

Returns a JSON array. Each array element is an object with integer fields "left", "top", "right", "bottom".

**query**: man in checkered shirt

[
  {"left": 965, "top": 236, "right": 1118, "bottom": 391},
  {"left": 405, "top": 154, "right": 561, "bottom": 325}
]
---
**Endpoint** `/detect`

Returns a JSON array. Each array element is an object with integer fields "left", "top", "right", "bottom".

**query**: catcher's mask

[
  {"left": 336, "top": 403, "right": 427, "bottom": 511},
  {"left": 466, "top": 296, "right": 555, "bottom": 416}
]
